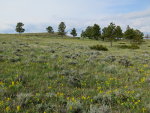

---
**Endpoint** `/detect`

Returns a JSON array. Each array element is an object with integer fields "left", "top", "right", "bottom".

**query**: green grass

[{"left": 0, "top": 34, "right": 150, "bottom": 113}]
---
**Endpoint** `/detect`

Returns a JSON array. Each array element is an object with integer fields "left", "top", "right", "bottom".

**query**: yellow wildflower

[
  {"left": 143, "top": 64, "right": 148, "bottom": 68},
  {"left": 71, "top": 97, "right": 75, "bottom": 102},
  {"left": 0, "top": 101, "right": 4, "bottom": 105},
  {"left": 69, "top": 106, "right": 72, "bottom": 110},
  {"left": 140, "top": 77, "right": 146, "bottom": 83},
  {"left": 7, "top": 98, "right": 11, "bottom": 101},
  {"left": 17, "top": 105, "right": 21, "bottom": 111},
  {"left": 99, "top": 90, "right": 103, "bottom": 93},
  {"left": 48, "top": 86, "right": 52, "bottom": 89},
  {"left": 12, "top": 81, "right": 15, "bottom": 86},
  {"left": 67, "top": 97, "right": 70, "bottom": 100},
  {"left": 142, "top": 107, "right": 146, "bottom": 112},
  {"left": 81, "top": 96, "right": 86, "bottom": 100},
  {"left": 0, "top": 81, "right": 4, "bottom": 85},
  {"left": 6, "top": 106, "right": 10, "bottom": 111}
]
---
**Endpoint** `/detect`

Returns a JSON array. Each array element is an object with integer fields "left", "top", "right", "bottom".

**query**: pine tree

[
  {"left": 124, "top": 26, "right": 144, "bottom": 44},
  {"left": 115, "top": 26, "right": 123, "bottom": 39},
  {"left": 106, "top": 22, "right": 116, "bottom": 47},
  {"left": 70, "top": 28, "right": 77, "bottom": 37},
  {"left": 92, "top": 24, "right": 101, "bottom": 40},
  {"left": 46, "top": 26, "right": 54, "bottom": 33},
  {"left": 15, "top": 22, "right": 25, "bottom": 34},
  {"left": 58, "top": 22, "right": 66, "bottom": 37}
]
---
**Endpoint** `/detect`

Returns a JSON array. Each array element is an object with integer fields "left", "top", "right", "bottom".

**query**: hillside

[{"left": 0, "top": 35, "right": 150, "bottom": 113}]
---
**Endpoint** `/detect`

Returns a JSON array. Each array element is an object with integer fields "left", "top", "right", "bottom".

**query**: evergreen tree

[
  {"left": 15, "top": 22, "right": 25, "bottom": 34},
  {"left": 81, "top": 30, "right": 86, "bottom": 38},
  {"left": 84, "top": 26, "right": 93, "bottom": 39},
  {"left": 124, "top": 26, "right": 144, "bottom": 44},
  {"left": 115, "top": 26, "right": 123, "bottom": 39},
  {"left": 46, "top": 26, "right": 54, "bottom": 33},
  {"left": 101, "top": 27, "right": 108, "bottom": 41},
  {"left": 58, "top": 22, "right": 66, "bottom": 37},
  {"left": 82, "top": 24, "right": 101, "bottom": 40},
  {"left": 124, "top": 27, "right": 135, "bottom": 40},
  {"left": 70, "top": 28, "right": 77, "bottom": 37},
  {"left": 105, "top": 22, "right": 117, "bottom": 47},
  {"left": 92, "top": 24, "right": 101, "bottom": 40}
]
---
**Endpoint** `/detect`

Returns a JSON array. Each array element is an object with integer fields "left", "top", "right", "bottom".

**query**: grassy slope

[{"left": 0, "top": 34, "right": 150, "bottom": 113}]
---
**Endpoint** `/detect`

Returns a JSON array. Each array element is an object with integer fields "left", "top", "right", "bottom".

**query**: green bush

[
  {"left": 130, "top": 44, "right": 140, "bottom": 49},
  {"left": 90, "top": 45, "right": 108, "bottom": 51},
  {"left": 118, "top": 45, "right": 130, "bottom": 49},
  {"left": 118, "top": 44, "right": 140, "bottom": 49},
  {"left": 119, "top": 42, "right": 126, "bottom": 44}
]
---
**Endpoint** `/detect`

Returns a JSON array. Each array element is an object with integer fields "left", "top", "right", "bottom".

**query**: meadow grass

[{"left": 0, "top": 34, "right": 150, "bottom": 113}]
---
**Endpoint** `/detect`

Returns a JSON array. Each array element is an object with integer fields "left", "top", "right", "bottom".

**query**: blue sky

[{"left": 0, "top": 0, "right": 150, "bottom": 34}]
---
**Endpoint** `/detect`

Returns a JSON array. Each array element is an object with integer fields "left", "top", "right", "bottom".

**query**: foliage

[
  {"left": 0, "top": 34, "right": 150, "bottom": 113},
  {"left": 118, "top": 44, "right": 140, "bottom": 49},
  {"left": 81, "top": 30, "right": 86, "bottom": 38},
  {"left": 90, "top": 45, "right": 108, "bottom": 51},
  {"left": 124, "top": 26, "right": 144, "bottom": 44},
  {"left": 92, "top": 24, "right": 101, "bottom": 40},
  {"left": 15, "top": 22, "right": 25, "bottom": 34},
  {"left": 58, "top": 22, "right": 66, "bottom": 37},
  {"left": 130, "top": 44, "right": 140, "bottom": 49},
  {"left": 81, "top": 24, "right": 101, "bottom": 40},
  {"left": 46, "top": 26, "right": 54, "bottom": 33},
  {"left": 83, "top": 26, "right": 93, "bottom": 38},
  {"left": 101, "top": 27, "right": 108, "bottom": 41},
  {"left": 70, "top": 28, "right": 77, "bottom": 37},
  {"left": 104, "top": 22, "right": 117, "bottom": 47},
  {"left": 115, "top": 26, "right": 123, "bottom": 39}
]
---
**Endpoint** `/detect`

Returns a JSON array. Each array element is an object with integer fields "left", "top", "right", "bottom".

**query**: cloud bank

[{"left": 0, "top": 0, "right": 150, "bottom": 34}]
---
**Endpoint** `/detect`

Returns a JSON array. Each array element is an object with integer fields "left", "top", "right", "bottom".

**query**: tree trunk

[
  {"left": 110, "top": 40, "right": 113, "bottom": 47},
  {"left": 103, "top": 38, "right": 105, "bottom": 41},
  {"left": 19, "top": 33, "right": 21, "bottom": 38}
]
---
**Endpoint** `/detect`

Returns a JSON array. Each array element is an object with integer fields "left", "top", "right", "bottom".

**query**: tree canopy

[
  {"left": 46, "top": 26, "right": 54, "bottom": 33},
  {"left": 124, "top": 26, "right": 144, "bottom": 44},
  {"left": 70, "top": 28, "right": 77, "bottom": 37},
  {"left": 15, "top": 22, "right": 25, "bottom": 34},
  {"left": 81, "top": 24, "right": 101, "bottom": 40},
  {"left": 58, "top": 22, "right": 66, "bottom": 37}
]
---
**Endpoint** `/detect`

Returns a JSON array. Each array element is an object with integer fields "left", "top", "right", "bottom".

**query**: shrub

[
  {"left": 119, "top": 42, "right": 126, "bottom": 44},
  {"left": 130, "top": 44, "right": 140, "bottom": 49},
  {"left": 118, "top": 58, "right": 133, "bottom": 67},
  {"left": 90, "top": 45, "right": 108, "bottom": 51},
  {"left": 118, "top": 45, "right": 130, "bottom": 49},
  {"left": 104, "top": 56, "right": 116, "bottom": 63},
  {"left": 118, "top": 44, "right": 140, "bottom": 49},
  {"left": 89, "top": 105, "right": 111, "bottom": 113},
  {"left": 67, "top": 100, "right": 83, "bottom": 113}
]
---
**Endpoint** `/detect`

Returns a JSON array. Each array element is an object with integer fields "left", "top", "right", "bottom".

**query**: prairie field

[{"left": 0, "top": 34, "right": 150, "bottom": 113}]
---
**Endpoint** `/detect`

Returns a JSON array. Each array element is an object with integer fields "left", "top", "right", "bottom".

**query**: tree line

[
  {"left": 15, "top": 22, "right": 77, "bottom": 38},
  {"left": 81, "top": 23, "right": 144, "bottom": 46},
  {"left": 15, "top": 22, "right": 144, "bottom": 46}
]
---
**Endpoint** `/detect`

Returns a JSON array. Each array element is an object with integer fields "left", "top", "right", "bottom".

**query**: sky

[{"left": 0, "top": 0, "right": 150, "bottom": 35}]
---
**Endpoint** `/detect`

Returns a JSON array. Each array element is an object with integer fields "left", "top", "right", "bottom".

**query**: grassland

[{"left": 0, "top": 34, "right": 150, "bottom": 113}]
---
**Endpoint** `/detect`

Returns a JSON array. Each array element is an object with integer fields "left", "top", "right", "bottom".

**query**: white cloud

[{"left": 0, "top": 0, "right": 150, "bottom": 34}]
